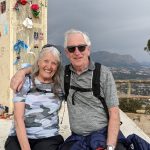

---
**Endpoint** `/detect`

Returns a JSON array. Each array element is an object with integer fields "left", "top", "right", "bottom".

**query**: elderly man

[{"left": 11, "top": 29, "right": 126, "bottom": 150}]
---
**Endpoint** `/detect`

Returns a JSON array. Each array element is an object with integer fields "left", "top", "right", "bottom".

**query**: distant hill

[
  {"left": 55, "top": 45, "right": 141, "bottom": 68},
  {"left": 140, "top": 61, "right": 150, "bottom": 67},
  {"left": 91, "top": 51, "right": 141, "bottom": 68}
]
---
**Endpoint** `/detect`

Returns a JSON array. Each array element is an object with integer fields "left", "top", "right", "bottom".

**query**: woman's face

[{"left": 37, "top": 52, "right": 59, "bottom": 83}]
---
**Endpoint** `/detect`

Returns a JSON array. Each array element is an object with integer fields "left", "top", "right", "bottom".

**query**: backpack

[{"left": 64, "top": 62, "right": 109, "bottom": 119}]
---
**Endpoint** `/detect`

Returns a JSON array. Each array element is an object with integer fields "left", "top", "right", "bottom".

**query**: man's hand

[
  {"left": 96, "top": 147, "right": 104, "bottom": 150},
  {"left": 10, "top": 69, "right": 26, "bottom": 93}
]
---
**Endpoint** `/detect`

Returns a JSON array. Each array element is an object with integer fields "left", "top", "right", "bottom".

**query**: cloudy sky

[{"left": 47, "top": 0, "right": 150, "bottom": 62}]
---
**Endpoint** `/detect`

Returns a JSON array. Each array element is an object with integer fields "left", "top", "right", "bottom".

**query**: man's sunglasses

[{"left": 67, "top": 44, "right": 87, "bottom": 53}]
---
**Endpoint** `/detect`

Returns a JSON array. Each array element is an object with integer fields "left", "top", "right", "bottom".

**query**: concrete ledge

[{"left": 120, "top": 110, "right": 150, "bottom": 143}]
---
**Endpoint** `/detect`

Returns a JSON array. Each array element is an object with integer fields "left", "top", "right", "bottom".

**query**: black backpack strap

[
  {"left": 93, "top": 63, "right": 109, "bottom": 120},
  {"left": 64, "top": 64, "right": 71, "bottom": 101},
  {"left": 70, "top": 85, "right": 92, "bottom": 105},
  {"left": 70, "top": 85, "right": 92, "bottom": 92},
  {"left": 92, "top": 63, "right": 101, "bottom": 97}
]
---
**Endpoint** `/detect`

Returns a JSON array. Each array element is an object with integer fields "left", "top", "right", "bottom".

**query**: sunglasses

[{"left": 67, "top": 44, "right": 87, "bottom": 53}]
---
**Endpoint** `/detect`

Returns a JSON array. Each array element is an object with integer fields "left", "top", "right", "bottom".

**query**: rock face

[{"left": 91, "top": 51, "right": 141, "bottom": 68}]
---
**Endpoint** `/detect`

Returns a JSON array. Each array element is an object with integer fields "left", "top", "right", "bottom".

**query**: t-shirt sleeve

[
  {"left": 101, "top": 65, "right": 119, "bottom": 108},
  {"left": 13, "top": 76, "right": 31, "bottom": 103}
]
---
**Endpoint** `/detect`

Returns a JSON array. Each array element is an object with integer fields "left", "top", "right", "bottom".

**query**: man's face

[{"left": 65, "top": 33, "right": 90, "bottom": 71}]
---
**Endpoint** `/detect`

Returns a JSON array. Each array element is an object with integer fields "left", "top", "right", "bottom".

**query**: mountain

[
  {"left": 55, "top": 45, "right": 141, "bottom": 68},
  {"left": 140, "top": 61, "right": 150, "bottom": 67},
  {"left": 91, "top": 51, "right": 141, "bottom": 68}
]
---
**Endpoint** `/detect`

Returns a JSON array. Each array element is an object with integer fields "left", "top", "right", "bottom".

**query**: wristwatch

[{"left": 106, "top": 145, "right": 115, "bottom": 150}]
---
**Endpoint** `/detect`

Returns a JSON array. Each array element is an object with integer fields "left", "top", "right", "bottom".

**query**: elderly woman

[{"left": 5, "top": 45, "right": 64, "bottom": 150}]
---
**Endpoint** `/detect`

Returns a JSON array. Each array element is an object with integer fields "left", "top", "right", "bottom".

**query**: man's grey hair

[{"left": 64, "top": 29, "right": 91, "bottom": 48}]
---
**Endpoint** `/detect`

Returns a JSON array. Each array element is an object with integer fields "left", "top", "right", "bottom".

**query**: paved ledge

[{"left": 0, "top": 119, "right": 12, "bottom": 150}]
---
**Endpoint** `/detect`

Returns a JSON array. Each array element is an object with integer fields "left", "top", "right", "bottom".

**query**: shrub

[{"left": 119, "top": 99, "right": 143, "bottom": 113}]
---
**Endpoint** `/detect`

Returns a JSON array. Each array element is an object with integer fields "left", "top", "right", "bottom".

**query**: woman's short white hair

[
  {"left": 64, "top": 29, "right": 91, "bottom": 48},
  {"left": 39, "top": 46, "right": 60, "bottom": 63},
  {"left": 32, "top": 45, "right": 61, "bottom": 95}
]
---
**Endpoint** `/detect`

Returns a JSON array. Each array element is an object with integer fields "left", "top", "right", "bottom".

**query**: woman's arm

[
  {"left": 14, "top": 102, "right": 31, "bottom": 150},
  {"left": 10, "top": 67, "right": 32, "bottom": 92}
]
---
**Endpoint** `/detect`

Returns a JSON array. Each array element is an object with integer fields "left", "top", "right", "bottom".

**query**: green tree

[{"left": 144, "top": 39, "right": 150, "bottom": 54}]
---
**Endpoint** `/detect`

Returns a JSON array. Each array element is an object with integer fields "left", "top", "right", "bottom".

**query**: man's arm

[
  {"left": 107, "top": 106, "right": 120, "bottom": 148},
  {"left": 10, "top": 67, "right": 32, "bottom": 92},
  {"left": 101, "top": 66, "right": 120, "bottom": 149}
]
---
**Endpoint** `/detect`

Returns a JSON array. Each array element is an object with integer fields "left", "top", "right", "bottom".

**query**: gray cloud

[{"left": 47, "top": 0, "right": 150, "bottom": 62}]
